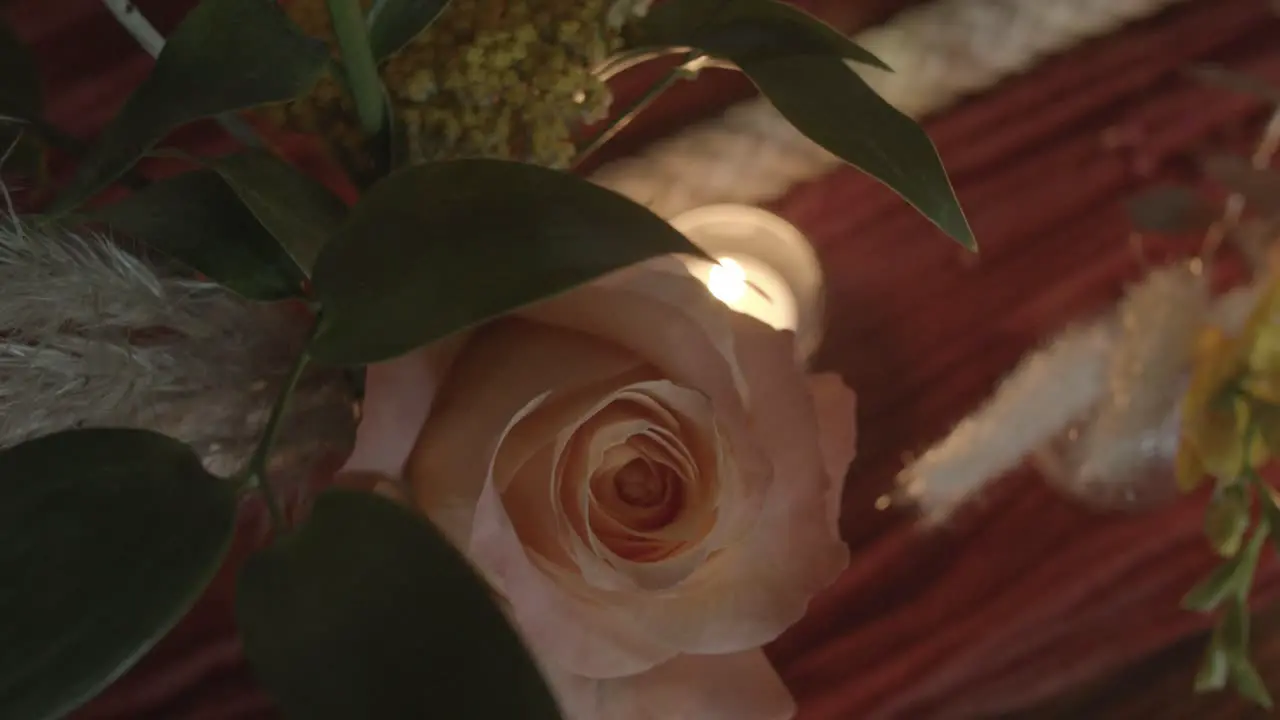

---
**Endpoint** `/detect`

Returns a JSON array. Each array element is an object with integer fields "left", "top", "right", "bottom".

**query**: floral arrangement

[
  {"left": 894, "top": 61, "right": 1280, "bottom": 711},
  {"left": 1154, "top": 71, "right": 1280, "bottom": 708},
  {"left": 0, "top": 0, "right": 975, "bottom": 718}
]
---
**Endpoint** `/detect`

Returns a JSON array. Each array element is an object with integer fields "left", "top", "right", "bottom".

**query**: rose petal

[
  {"left": 340, "top": 332, "right": 467, "bottom": 478},
  {"left": 807, "top": 372, "right": 858, "bottom": 534},
  {"left": 520, "top": 266, "right": 771, "bottom": 494},
  {"left": 625, "top": 315, "right": 852, "bottom": 655},
  {"left": 599, "top": 650, "right": 796, "bottom": 720},
  {"left": 406, "top": 319, "right": 640, "bottom": 545},
  {"left": 471, "top": 404, "right": 679, "bottom": 678}
]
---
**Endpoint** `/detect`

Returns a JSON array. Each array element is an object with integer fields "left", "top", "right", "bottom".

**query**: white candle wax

[
  {"left": 684, "top": 254, "right": 800, "bottom": 332},
  {"left": 669, "top": 204, "right": 825, "bottom": 362}
]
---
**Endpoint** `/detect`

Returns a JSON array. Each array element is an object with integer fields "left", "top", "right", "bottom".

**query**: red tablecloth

[{"left": 5, "top": 0, "right": 1279, "bottom": 717}]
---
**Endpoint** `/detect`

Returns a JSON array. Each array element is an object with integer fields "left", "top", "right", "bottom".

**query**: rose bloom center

[{"left": 614, "top": 459, "right": 670, "bottom": 508}]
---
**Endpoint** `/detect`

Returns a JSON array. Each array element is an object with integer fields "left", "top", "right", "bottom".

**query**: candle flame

[{"left": 707, "top": 258, "right": 748, "bottom": 304}]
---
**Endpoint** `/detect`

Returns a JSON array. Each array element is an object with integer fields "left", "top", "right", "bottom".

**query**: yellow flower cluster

[
  {"left": 269, "top": 0, "right": 634, "bottom": 171},
  {"left": 1177, "top": 278, "right": 1280, "bottom": 490}
]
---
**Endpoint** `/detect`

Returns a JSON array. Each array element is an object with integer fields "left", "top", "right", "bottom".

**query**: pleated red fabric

[{"left": 3, "top": 0, "right": 1278, "bottom": 718}]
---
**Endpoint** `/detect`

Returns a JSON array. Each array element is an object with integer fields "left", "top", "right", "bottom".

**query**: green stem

[
  {"left": 572, "top": 53, "right": 708, "bottom": 169},
  {"left": 325, "top": 0, "right": 386, "bottom": 137},
  {"left": 246, "top": 321, "right": 319, "bottom": 529}
]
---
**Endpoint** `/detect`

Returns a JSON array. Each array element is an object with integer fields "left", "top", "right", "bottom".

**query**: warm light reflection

[{"left": 707, "top": 257, "right": 749, "bottom": 305}]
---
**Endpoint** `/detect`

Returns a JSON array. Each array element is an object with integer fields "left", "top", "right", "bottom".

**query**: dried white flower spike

[
  {"left": 1072, "top": 264, "right": 1208, "bottom": 489},
  {"left": 897, "top": 316, "right": 1119, "bottom": 523},
  {"left": 0, "top": 215, "right": 354, "bottom": 490}
]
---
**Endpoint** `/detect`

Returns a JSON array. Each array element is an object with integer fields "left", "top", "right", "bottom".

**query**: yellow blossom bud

[{"left": 269, "top": 0, "right": 640, "bottom": 169}]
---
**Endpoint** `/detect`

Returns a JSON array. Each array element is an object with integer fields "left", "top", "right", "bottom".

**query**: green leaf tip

[{"left": 628, "top": 0, "right": 976, "bottom": 250}]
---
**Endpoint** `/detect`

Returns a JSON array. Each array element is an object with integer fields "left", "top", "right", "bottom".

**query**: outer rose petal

[
  {"left": 407, "top": 319, "right": 641, "bottom": 545},
  {"left": 566, "top": 651, "right": 794, "bottom": 720},
  {"left": 625, "top": 314, "right": 852, "bottom": 655},
  {"left": 807, "top": 372, "right": 857, "bottom": 534},
  {"left": 471, "top": 405, "right": 678, "bottom": 679},
  {"left": 339, "top": 333, "right": 467, "bottom": 478},
  {"left": 408, "top": 321, "right": 674, "bottom": 677}
]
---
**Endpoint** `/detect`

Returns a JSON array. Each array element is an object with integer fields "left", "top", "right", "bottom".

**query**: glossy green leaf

[
  {"left": 1234, "top": 525, "right": 1269, "bottom": 598},
  {"left": 630, "top": 0, "right": 889, "bottom": 70},
  {"left": 52, "top": 0, "right": 329, "bottom": 213},
  {"left": 0, "top": 16, "right": 40, "bottom": 119},
  {"left": 0, "top": 14, "right": 39, "bottom": 116},
  {"left": 0, "top": 124, "right": 50, "bottom": 189},
  {"left": 629, "top": 0, "right": 972, "bottom": 249},
  {"left": 310, "top": 158, "right": 704, "bottom": 365},
  {"left": 1231, "top": 656, "right": 1275, "bottom": 709},
  {"left": 1183, "top": 560, "right": 1243, "bottom": 613},
  {"left": 368, "top": 0, "right": 452, "bottom": 60},
  {"left": 756, "top": 59, "right": 971, "bottom": 247},
  {"left": 1183, "top": 528, "right": 1268, "bottom": 612},
  {"left": 1124, "top": 185, "right": 1217, "bottom": 234},
  {"left": 1205, "top": 483, "right": 1251, "bottom": 558},
  {"left": 0, "top": 428, "right": 236, "bottom": 720},
  {"left": 1261, "top": 488, "right": 1280, "bottom": 548},
  {"left": 236, "top": 490, "right": 563, "bottom": 720},
  {"left": 206, "top": 150, "right": 348, "bottom": 275},
  {"left": 0, "top": 17, "right": 48, "bottom": 187},
  {"left": 1195, "top": 630, "right": 1231, "bottom": 693},
  {"left": 83, "top": 169, "right": 307, "bottom": 300},
  {"left": 1221, "top": 596, "right": 1251, "bottom": 657}
]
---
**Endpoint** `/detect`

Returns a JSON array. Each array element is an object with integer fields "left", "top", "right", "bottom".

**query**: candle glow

[{"left": 670, "top": 204, "right": 825, "bottom": 362}]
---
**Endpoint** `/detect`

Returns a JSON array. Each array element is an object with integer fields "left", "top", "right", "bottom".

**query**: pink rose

[{"left": 341, "top": 260, "right": 856, "bottom": 719}]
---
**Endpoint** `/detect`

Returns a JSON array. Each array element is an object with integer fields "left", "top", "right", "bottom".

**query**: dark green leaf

[
  {"left": 83, "top": 169, "right": 306, "bottom": 300},
  {"left": 630, "top": 0, "right": 890, "bottom": 71},
  {"left": 1204, "top": 155, "right": 1280, "bottom": 217},
  {"left": 52, "top": 0, "right": 329, "bottom": 213},
  {"left": 628, "top": 0, "right": 973, "bottom": 249},
  {"left": 1261, "top": 488, "right": 1280, "bottom": 547},
  {"left": 367, "top": 0, "right": 452, "bottom": 61},
  {"left": 206, "top": 150, "right": 348, "bottom": 275},
  {"left": 0, "top": 428, "right": 236, "bottom": 720},
  {"left": 1234, "top": 525, "right": 1270, "bottom": 598},
  {"left": 0, "top": 16, "right": 40, "bottom": 119},
  {"left": 1183, "top": 560, "right": 1244, "bottom": 613},
  {"left": 1206, "top": 483, "right": 1251, "bottom": 558},
  {"left": 1188, "top": 65, "right": 1280, "bottom": 105},
  {"left": 1231, "top": 656, "right": 1275, "bottom": 709},
  {"left": 1249, "top": 398, "right": 1280, "bottom": 456},
  {"left": 753, "top": 58, "right": 972, "bottom": 248},
  {"left": 1183, "top": 528, "right": 1267, "bottom": 612},
  {"left": 0, "top": 124, "right": 49, "bottom": 188},
  {"left": 0, "top": 17, "right": 49, "bottom": 187},
  {"left": 236, "top": 490, "right": 563, "bottom": 720},
  {"left": 310, "top": 158, "right": 704, "bottom": 365},
  {"left": 1124, "top": 185, "right": 1217, "bottom": 234},
  {"left": 1195, "top": 630, "right": 1231, "bottom": 693},
  {"left": 1221, "top": 596, "right": 1251, "bottom": 657}
]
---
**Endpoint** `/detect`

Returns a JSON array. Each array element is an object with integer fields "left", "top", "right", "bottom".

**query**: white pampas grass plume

[
  {"left": 897, "top": 268, "right": 1267, "bottom": 523},
  {"left": 897, "top": 315, "right": 1119, "bottom": 523},
  {"left": 0, "top": 214, "right": 354, "bottom": 488},
  {"left": 1072, "top": 264, "right": 1208, "bottom": 488}
]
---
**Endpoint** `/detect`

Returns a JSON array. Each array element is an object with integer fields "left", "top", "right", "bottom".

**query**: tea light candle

[
  {"left": 689, "top": 254, "right": 799, "bottom": 332},
  {"left": 669, "top": 204, "right": 825, "bottom": 362}
]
